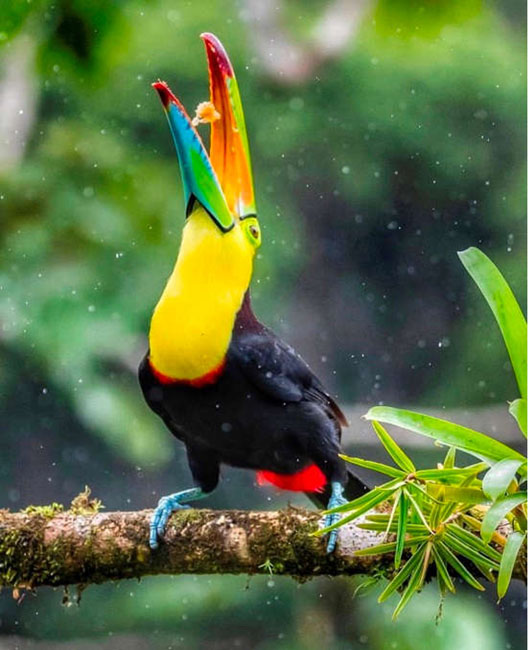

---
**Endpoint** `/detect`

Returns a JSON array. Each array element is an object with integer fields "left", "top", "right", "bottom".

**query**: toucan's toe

[
  {"left": 149, "top": 494, "right": 190, "bottom": 550},
  {"left": 149, "top": 487, "right": 205, "bottom": 550},
  {"left": 324, "top": 481, "right": 348, "bottom": 554},
  {"left": 324, "top": 512, "right": 342, "bottom": 553}
]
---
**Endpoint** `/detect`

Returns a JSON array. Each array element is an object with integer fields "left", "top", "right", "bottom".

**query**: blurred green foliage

[
  {"left": 0, "top": 0, "right": 525, "bottom": 647},
  {"left": 0, "top": 576, "right": 511, "bottom": 649}
]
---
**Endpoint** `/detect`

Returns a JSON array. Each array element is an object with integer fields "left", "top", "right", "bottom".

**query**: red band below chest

[{"left": 149, "top": 358, "right": 226, "bottom": 388}]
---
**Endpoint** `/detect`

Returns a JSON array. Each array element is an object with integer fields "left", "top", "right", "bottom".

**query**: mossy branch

[
  {"left": 0, "top": 503, "right": 526, "bottom": 591},
  {"left": 0, "top": 505, "right": 394, "bottom": 589}
]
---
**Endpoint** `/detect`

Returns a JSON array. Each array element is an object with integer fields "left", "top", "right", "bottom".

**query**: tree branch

[
  {"left": 0, "top": 506, "right": 526, "bottom": 590},
  {"left": 0, "top": 507, "right": 386, "bottom": 588}
]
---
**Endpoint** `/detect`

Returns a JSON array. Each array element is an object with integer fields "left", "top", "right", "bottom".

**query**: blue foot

[
  {"left": 149, "top": 487, "right": 204, "bottom": 550},
  {"left": 324, "top": 481, "right": 347, "bottom": 553}
]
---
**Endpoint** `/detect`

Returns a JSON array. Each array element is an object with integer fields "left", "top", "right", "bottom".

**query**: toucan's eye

[{"left": 242, "top": 217, "right": 261, "bottom": 248}]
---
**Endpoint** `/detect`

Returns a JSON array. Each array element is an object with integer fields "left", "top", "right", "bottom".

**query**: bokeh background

[{"left": 0, "top": 0, "right": 526, "bottom": 648}]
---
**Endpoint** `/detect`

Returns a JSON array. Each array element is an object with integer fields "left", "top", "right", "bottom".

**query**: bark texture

[
  {"left": 0, "top": 506, "right": 525, "bottom": 589},
  {"left": 0, "top": 507, "right": 386, "bottom": 588}
]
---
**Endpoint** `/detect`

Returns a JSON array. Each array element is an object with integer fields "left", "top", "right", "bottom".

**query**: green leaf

[
  {"left": 482, "top": 459, "right": 525, "bottom": 501},
  {"left": 431, "top": 546, "right": 455, "bottom": 594},
  {"left": 405, "top": 489, "right": 433, "bottom": 531},
  {"left": 443, "top": 530, "right": 500, "bottom": 571},
  {"left": 357, "top": 521, "right": 427, "bottom": 534},
  {"left": 436, "top": 542, "right": 485, "bottom": 591},
  {"left": 460, "top": 513, "right": 484, "bottom": 531},
  {"left": 415, "top": 463, "right": 488, "bottom": 482},
  {"left": 443, "top": 446, "right": 457, "bottom": 469},
  {"left": 352, "top": 576, "right": 380, "bottom": 599},
  {"left": 435, "top": 475, "right": 473, "bottom": 524},
  {"left": 370, "top": 421, "right": 416, "bottom": 473},
  {"left": 378, "top": 543, "right": 427, "bottom": 603},
  {"left": 418, "top": 541, "right": 433, "bottom": 589},
  {"left": 362, "top": 513, "right": 399, "bottom": 522},
  {"left": 316, "top": 489, "right": 394, "bottom": 535},
  {"left": 429, "top": 494, "right": 444, "bottom": 531},
  {"left": 354, "top": 535, "right": 431, "bottom": 556},
  {"left": 497, "top": 531, "right": 526, "bottom": 600},
  {"left": 339, "top": 455, "right": 405, "bottom": 479},
  {"left": 364, "top": 407, "right": 525, "bottom": 467},
  {"left": 392, "top": 558, "right": 425, "bottom": 620},
  {"left": 458, "top": 247, "right": 527, "bottom": 400},
  {"left": 446, "top": 523, "right": 502, "bottom": 562},
  {"left": 395, "top": 491, "right": 409, "bottom": 569},
  {"left": 427, "top": 484, "right": 488, "bottom": 505},
  {"left": 481, "top": 492, "right": 527, "bottom": 543},
  {"left": 385, "top": 490, "right": 400, "bottom": 540},
  {"left": 323, "top": 479, "right": 401, "bottom": 515},
  {"left": 410, "top": 480, "right": 443, "bottom": 505},
  {"left": 509, "top": 399, "right": 527, "bottom": 438}
]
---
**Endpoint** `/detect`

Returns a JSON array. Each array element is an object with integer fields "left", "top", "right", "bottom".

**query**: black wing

[{"left": 231, "top": 329, "right": 348, "bottom": 430}]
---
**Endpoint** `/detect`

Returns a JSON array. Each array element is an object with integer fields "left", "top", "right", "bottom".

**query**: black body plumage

[{"left": 139, "top": 293, "right": 366, "bottom": 506}]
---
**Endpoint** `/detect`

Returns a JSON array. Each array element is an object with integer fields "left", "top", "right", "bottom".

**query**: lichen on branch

[
  {"left": 0, "top": 503, "right": 386, "bottom": 589},
  {"left": 0, "top": 499, "right": 524, "bottom": 592}
]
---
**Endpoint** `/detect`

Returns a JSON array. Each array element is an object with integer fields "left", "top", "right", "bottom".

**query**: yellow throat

[{"left": 148, "top": 206, "right": 256, "bottom": 381}]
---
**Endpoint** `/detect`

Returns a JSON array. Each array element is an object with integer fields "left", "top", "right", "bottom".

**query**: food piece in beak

[{"left": 192, "top": 101, "right": 221, "bottom": 126}]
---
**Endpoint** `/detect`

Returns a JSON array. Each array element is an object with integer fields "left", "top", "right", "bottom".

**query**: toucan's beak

[
  {"left": 152, "top": 81, "right": 234, "bottom": 232},
  {"left": 152, "top": 33, "right": 256, "bottom": 231},
  {"left": 201, "top": 32, "right": 256, "bottom": 219}
]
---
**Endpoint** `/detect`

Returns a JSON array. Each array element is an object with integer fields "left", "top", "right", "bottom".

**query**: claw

[
  {"left": 149, "top": 487, "right": 204, "bottom": 550},
  {"left": 324, "top": 481, "right": 347, "bottom": 554}
]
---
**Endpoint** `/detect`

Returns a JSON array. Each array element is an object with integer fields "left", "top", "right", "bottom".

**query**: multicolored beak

[
  {"left": 201, "top": 32, "right": 256, "bottom": 220},
  {"left": 152, "top": 33, "right": 256, "bottom": 232}
]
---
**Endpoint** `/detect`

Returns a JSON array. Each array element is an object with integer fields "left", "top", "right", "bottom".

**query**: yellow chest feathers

[{"left": 148, "top": 208, "right": 254, "bottom": 381}]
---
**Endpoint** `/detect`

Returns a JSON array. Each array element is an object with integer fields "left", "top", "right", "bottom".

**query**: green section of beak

[{"left": 153, "top": 81, "right": 234, "bottom": 233}]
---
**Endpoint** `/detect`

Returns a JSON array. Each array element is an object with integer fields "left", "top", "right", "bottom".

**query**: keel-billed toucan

[{"left": 139, "top": 33, "right": 366, "bottom": 553}]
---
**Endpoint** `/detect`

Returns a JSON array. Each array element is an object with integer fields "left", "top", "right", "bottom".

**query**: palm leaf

[
  {"left": 371, "top": 421, "right": 415, "bottom": 473},
  {"left": 415, "top": 463, "right": 487, "bottom": 482},
  {"left": 395, "top": 490, "right": 409, "bottom": 569},
  {"left": 427, "top": 484, "right": 488, "bottom": 505},
  {"left": 378, "top": 543, "right": 427, "bottom": 603},
  {"left": 481, "top": 492, "right": 527, "bottom": 543},
  {"left": 364, "top": 407, "right": 524, "bottom": 468},
  {"left": 458, "top": 247, "right": 527, "bottom": 400},
  {"left": 432, "top": 546, "right": 455, "bottom": 594},
  {"left": 392, "top": 558, "right": 425, "bottom": 620},
  {"left": 445, "top": 523, "right": 502, "bottom": 562},
  {"left": 482, "top": 459, "right": 524, "bottom": 501},
  {"left": 323, "top": 478, "right": 403, "bottom": 515},
  {"left": 509, "top": 399, "right": 527, "bottom": 438},
  {"left": 339, "top": 454, "right": 405, "bottom": 479},
  {"left": 443, "top": 530, "right": 500, "bottom": 571},
  {"left": 354, "top": 534, "right": 431, "bottom": 557},
  {"left": 316, "top": 489, "right": 394, "bottom": 535},
  {"left": 436, "top": 542, "right": 485, "bottom": 591},
  {"left": 497, "top": 531, "right": 526, "bottom": 600}
]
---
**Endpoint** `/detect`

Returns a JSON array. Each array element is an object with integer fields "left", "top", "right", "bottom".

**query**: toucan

[{"left": 139, "top": 33, "right": 366, "bottom": 553}]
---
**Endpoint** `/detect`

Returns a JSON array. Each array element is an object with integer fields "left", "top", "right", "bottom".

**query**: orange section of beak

[{"left": 201, "top": 32, "right": 256, "bottom": 218}]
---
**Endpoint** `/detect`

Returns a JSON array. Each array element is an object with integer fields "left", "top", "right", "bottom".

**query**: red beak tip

[
  {"left": 152, "top": 80, "right": 177, "bottom": 109},
  {"left": 200, "top": 32, "right": 216, "bottom": 45},
  {"left": 200, "top": 32, "right": 234, "bottom": 78}
]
